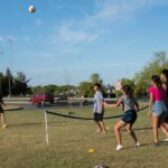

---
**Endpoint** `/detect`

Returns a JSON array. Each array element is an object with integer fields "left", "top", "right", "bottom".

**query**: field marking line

[{"left": 44, "top": 110, "right": 49, "bottom": 146}]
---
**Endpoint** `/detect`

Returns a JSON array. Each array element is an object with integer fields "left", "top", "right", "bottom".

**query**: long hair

[
  {"left": 162, "top": 69, "right": 168, "bottom": 80},
  {"left": 122, "top": 85, "right": 134, "bottom": 98},
  {"left": 162, "top": 69, "right": 168, "bottom": 96},
  {"left": 0, "top": 94, "right": 3, "bottom": 102},
  {"left": 151, "top": 75, "right": 161, "bottom": 88}
]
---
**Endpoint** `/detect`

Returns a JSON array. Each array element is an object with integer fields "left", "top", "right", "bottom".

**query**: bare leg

[
  {"left": 160, "top": 124, "right": 168, "bottom": 137},
  {"left": 0, "top": 113, "right": 5, "bottom": 126},
  {"left": 126, "top": 124, "right": 138, "bottom": 143},
  {"left": 163, "top": 123, "right": 168, "bottom": 130},
  {"left": 114, "top": 120, "right": 126, "bottom": 145},
  {"left": 95, "top": 121, "right": 103, "bottom": 132},
  {"left": 152, "top": 115, "right": 159, "bottom": 144},
  {"left": 99, "top": 121, "right": 107, "bottom": 133}
]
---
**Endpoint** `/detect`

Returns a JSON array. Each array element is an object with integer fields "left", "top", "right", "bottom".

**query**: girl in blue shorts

[{"left": 104, "top": 85, "right": 140, "bottom": 151}]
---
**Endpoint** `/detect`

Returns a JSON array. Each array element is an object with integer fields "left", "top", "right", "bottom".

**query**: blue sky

[{"left": 0, "top": 0, "right": 168, "bottom": 86}]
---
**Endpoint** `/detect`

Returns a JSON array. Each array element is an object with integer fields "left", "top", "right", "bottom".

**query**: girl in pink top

[
  {"left": 149, "top": 75, "right": 168, "bottom": 145},
  {"left": 160, "top": 69, "right": 168, "bottom": 141}
]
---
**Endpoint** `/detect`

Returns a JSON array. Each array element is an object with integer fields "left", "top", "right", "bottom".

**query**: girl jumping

[{"left": 104, "top": 85, "right": 140, "bottom": 151}]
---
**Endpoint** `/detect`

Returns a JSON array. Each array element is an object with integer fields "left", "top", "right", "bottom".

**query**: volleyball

[{"left": 28, "top": 5, "right": 36, "bottom": 13}]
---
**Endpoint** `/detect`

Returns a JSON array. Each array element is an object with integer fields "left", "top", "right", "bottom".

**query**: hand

[
  {"left": 148, "top": 111, "right": 151, "bottom": 118},
  {"left": 103, "top": 102, "right": 108, "bottom": 107}
]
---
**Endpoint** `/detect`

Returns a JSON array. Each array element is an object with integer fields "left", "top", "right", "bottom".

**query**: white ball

[{"left": 28, "top": 5, "right": 36, "bottom": 13}]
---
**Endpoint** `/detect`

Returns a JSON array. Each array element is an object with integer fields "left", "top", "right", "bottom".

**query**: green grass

[{"left": 0, "top": 105, "right": 168, "bottom": 168}]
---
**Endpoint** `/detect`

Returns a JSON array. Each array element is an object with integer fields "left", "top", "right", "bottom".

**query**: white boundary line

[{"left": 44, "top": 110, "right": 49, "bottom": 146}]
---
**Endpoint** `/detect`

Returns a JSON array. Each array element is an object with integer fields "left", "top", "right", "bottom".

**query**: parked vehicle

[
  {"left": 30, "top": 93, "right": 54, "bottom": 106},
  {"left": 56, "top": 95, "right": 68, "bottom": 102}
]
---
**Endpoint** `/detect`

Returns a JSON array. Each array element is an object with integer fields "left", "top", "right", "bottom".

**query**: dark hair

[
  {"left": 151, "top": 75, "right": 161, "bottom": 88},
  {"left": 122, "top": 85, "right": 134, "bottom": 98},
  {"left": 161, "top": 69, "right": 168, "bottom": 96},
  {"left": 0, "top": 94, "right": 3, "bottom": 101},
  {"left": 162, "top": 69, "right": 168, "bottom": 80},
  {"left": 93, "top": 83, "right": 102, "bottom": 89}
]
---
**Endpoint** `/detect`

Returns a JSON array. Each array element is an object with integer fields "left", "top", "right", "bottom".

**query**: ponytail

[{"left": 151, "top": 75, "right": 161, "bottom": 88}]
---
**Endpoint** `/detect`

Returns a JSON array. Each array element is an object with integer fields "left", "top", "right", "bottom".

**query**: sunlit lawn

[{"left": 0, "top": 104, "right": 167, "bottom": 168}]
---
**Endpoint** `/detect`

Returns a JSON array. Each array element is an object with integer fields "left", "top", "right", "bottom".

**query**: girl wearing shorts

[
  {"left": 104, "top": 85, "right": 140, "bottom": 151},
  {"left": 160, "top": 70, "right": 168, "bottom": 140},
  {"left": 148, "top": 75, "right": 168, "bottom": 145}
]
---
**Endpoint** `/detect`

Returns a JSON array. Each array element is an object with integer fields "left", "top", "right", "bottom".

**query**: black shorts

[
  {"left": 163, "top": 112, "right": 168, "bottom": 123},
  {"left": 121, "top": 110, "right": 137, "bottom": 124},
  {"left": 0, "top": 106, "right": 4, "bottom": 114},
  {"left": 94, "top": 112, "right": 104, "bottom": 122}
]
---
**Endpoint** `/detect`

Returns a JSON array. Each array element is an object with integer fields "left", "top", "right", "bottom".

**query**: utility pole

[{"left": 7, "top": 36, "right": 14, "bottom": 97}]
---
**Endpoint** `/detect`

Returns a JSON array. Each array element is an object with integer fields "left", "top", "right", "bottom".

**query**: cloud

[
  {"left": 93, "top": 0, "right": 168, "bottom": 22},
  {"left": 54, "top": 24, "right": 99, "bottom": 45},
  {"left": 50, "top": 0, "right": 168, "bottom": 56}
]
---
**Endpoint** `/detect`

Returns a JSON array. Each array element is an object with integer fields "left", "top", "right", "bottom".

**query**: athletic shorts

[
  {"left": 94, "top": 112, "right": 104, "bottom": 122},
  {"left": 153, "top": 101, "right": 167, "bottom": 117},
  {"left": 0, "top": 106, "right": 4, "bottom": 114},
  {"left": 121, "top": 110, "right": 137, "bottom": 124}
]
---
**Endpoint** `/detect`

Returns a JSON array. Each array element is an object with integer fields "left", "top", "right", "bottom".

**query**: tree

[
  {"left": 90, "top": 73, "right": 103, "bottom": 84},
  {"left": 134, "top": 52, "right": 168, "bottom": 97},
  {"left": 0, "top": 69, "right": 31, "bottom": 96},
  {"left": 13, "top": 72, "right": 30, "bottom": 95},
  {"left": 78, "top": 81, "right": 93, "bottom": 97},
  {"left": 121, "top": 78, "right": 135, "bottom": 89}
]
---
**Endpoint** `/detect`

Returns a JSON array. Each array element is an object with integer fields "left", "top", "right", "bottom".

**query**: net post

[{"left": 44, "top": 110, "right": 49, "bottom": 146}]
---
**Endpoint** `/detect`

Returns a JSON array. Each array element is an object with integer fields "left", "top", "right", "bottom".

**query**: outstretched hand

[{"left": 148, "top": 111, "right": 151, "bottom": 118}]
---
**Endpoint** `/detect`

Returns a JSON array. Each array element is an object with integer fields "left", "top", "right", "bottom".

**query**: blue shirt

[{"left": 93, "top": 91, "right": 104, "bottom": 113}]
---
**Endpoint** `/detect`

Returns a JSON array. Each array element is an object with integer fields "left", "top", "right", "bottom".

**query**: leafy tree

[
  {"left": 0, "top": 69, "right": 30, "bottom": 96},
  {"left": 78, "top": 81, "right": 94, "bottom": 97},
  {"left": 90, "top": 73, "right": 103, "bottom": 84},
  {"left": 134, "top": 52, "right": 168, "bottom": 97},
  {"left": 121, "top": 78, "right": 135, "bottom": 89},
  {"left": 31, "top": 86, "right": 45, "bottom": 94}
]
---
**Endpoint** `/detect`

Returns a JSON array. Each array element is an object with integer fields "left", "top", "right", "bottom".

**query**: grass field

[{"left": 0, "top": 104, "right": 168, "bottom": 168}]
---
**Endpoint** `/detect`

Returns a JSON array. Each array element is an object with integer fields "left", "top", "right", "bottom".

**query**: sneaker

[
  {"left": 1, "top": 124, "right": 8, "bottom": 130},
  {"left": 136, "top": 142, "right": 140, "bottom": 147},
  {"left": 162, "top": 138, "right": 168, "bottom": 142},
  {"left": 115, "top": 144, "right": 123, "bottom": 151}
]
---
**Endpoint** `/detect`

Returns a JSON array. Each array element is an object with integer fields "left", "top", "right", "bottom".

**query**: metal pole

[
  {"left": 7, "top": 37, "right": 14, "bottom": 97},
  {"left": 8, "top": 75, "right": 11, "bottom": 97}
]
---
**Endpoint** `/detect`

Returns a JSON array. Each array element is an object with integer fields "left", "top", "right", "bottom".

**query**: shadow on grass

[
  {"left": 9, "top": 121, "right": 69, "bottom": 127},
  {"left": 122, "top": 141, "right": 168, "bottom": 151}
]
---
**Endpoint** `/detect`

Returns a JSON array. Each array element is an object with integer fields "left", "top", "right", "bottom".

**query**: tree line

[
  {"left": 1, "top": 51, "right": 167, "bottom": 97},
  {"left": 0, "top": 68, "right": 31, "bottom": 96}
]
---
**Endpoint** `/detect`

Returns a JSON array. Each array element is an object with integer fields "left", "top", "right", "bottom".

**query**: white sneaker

[
  {"left": 163, "top": 138, "right": 168, "bottom": 142},
  {"left": 136, "top": 142, "right": 140, "bottom": 147},
  {"left": 115, "top": 144, "right": 123, "bottom": 151}
]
